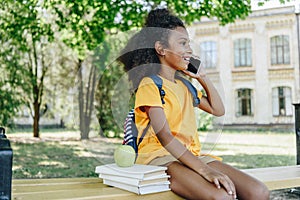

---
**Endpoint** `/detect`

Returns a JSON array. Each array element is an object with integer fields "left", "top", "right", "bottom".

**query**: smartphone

[{"left": 187, "top": 57, "right": 201, "bottom": 74}]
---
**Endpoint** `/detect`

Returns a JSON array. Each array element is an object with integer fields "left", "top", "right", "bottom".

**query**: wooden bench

[
  {"left": 12, "top": 178, "right": 182, "bottom": 200},
  {"left": 242, "top": 165, "right": 300, "bottom": 190},
  {"left": 12, "top": 165, "right": 300, "bottom": 200}
]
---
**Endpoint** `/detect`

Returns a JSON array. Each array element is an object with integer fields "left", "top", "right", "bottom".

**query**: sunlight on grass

[{"left": 38, "top": 161, "right": 68, "bottom": 168}]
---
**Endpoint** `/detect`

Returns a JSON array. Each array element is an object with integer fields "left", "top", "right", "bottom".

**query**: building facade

[{"left": 189, "top": 5, "right": 300, "bottom": 129}]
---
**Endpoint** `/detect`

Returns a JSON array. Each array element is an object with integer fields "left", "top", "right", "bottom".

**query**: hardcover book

[
  {"left": 103, "top": 179, "right": 170, "bottom": 195},
  {"left": 95, "top": 163, "right": 167, "bottom": 179},
  {"left": 95, "top": 163, "right": 171, "bottom": 195},
  {"left": 99, "top": 173, "right": 170, "bottom": 186}
]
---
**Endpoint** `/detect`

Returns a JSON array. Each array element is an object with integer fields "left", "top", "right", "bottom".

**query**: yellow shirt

[{"left": 134, "top": 76, "right": 203, "bottom": 164}]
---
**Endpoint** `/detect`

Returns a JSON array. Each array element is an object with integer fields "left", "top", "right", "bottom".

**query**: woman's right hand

[{"left": 199, "top": 166, "right": 236, "bottom": 198}]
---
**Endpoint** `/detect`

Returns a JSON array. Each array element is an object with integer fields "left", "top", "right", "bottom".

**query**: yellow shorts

[{"left": 148, "top": 154, "right": 217, "bottom": 166}]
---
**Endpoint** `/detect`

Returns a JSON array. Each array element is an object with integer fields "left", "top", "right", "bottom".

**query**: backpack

[{"left": 122, "top": 75, "right": 200, "bottom": 155}]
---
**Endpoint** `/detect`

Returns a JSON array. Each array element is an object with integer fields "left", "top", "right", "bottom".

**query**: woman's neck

[{"left": 158, "top": 65, "right": 177, "bottom": 83}]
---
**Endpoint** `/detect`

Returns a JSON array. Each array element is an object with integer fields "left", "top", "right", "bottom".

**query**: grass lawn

[
  {"left": 9, "top": 129, "right": 102, "bottom": 179},
  {"left": 200, "top": 130, "right": 296, "bottom": 169},
  {"left": 8, "top": 128, "right": 297, "bottom": 179}
]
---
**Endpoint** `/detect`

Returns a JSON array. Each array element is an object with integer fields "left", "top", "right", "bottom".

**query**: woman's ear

[{"left": 155, "top": 41, "right": 165, "bottom": 56}]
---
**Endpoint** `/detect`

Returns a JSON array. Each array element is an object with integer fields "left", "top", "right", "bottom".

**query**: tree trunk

[
  {"left": 78, "top": 60, "right": 97, "bottom": 140},
  {"left": 33, "top": 100, "right": 40, "bottom": 137},
  {"left": 78, "top": 60, "right": 90, "bottom": 140},
  {"left": 78, "top": 60, "right": 85, "bottom": 139},
  {"left": 31, "top": 39, "right": 41, "bottom": 138}
]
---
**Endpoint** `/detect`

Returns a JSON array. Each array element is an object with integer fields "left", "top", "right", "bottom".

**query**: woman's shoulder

[{"left": 139, "top": 76, "right": 156, "bottom": 86}]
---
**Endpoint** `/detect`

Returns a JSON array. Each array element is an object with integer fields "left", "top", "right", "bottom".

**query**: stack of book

[{"left": 95, "top": 163, "right": 171, "bottom": 195}]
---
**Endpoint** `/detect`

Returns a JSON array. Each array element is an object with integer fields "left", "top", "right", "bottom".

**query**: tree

[
  {"left": 0, "top": 0, "right": 55, "bottom": 137},
  {"left": 47, "top": 0, "right": 147, "bottom": 139}
]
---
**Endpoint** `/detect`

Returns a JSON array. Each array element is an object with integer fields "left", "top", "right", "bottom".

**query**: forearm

[
  {"left": 148, "top": 107, "right": 208, "bottom": 173},
  {"left": 197, "top": 76, "right": 225, "bottom": 116},
  {"left": 160, "top": 133, "right": 209, "bottom": 174}
]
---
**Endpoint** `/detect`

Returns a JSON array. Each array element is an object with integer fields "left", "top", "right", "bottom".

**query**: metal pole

[
  {"left": 293, "top": 103, "right": 300, "bottom": 165},
  {"left": 296, "top": 7, "right": 300, "bottom": 91}
]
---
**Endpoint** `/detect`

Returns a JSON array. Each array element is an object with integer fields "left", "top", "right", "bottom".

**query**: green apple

[{"left": 114, "top": 145, "right": 136, "bottom": 167}]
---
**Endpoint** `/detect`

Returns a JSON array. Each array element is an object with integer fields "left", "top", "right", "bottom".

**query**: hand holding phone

[{"left": 187, "top": 57, "right": 201, "bottom": 74}]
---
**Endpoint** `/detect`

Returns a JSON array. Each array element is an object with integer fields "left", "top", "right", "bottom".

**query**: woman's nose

[{"left": 186, "top": 45, "right": 193, "bottom": 54}]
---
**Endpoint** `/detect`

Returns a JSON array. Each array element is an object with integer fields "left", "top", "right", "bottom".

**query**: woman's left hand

[{"left": 182, "top": 65, "right": 206, "bottom": 80}]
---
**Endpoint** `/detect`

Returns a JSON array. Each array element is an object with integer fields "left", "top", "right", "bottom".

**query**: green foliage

[
  {"left": 161, "top": 0, "right": 252, "bottom": 25},
  {"left": 0, "top": 0, "right": 54, "bottom": 48},
  {"left": 0, "top": 85, "right": 22, "bottom": 126},
  {"left": 47, "top": 0, "right": 146, "bottom": 59},
  {"left": 0, "top": 45, "right": 25, "bottom": 126},
  {"left": 95, "top": 57, "right": 127, "bottom": 137},
  {"left": 257, "top": 0, "right": 290, "bottom": 6},
  {"left": 197, "top": 110, "right": 213, "bottom": 131},
  {"left": 94, "top": 31, "right": 136, "bottom": 137}
]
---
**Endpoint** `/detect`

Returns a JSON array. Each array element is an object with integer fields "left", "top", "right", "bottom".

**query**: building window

[
  {"left": 234, "top": 38, "right": 252, "bottom": 67},
  {"left": 236, "top": 88, "right": 253, "bottom": 116},
  {"left": 272, "top": 86, "right": 292, "bottom": 116},
  {"left": 200, "top": 41, "right": 217, "bottom": 68},
  {"left": 270, "top": 35, "right": 290, "bottom": 65}
]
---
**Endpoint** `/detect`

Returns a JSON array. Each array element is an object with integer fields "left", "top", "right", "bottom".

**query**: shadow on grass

[
  {"left": 12, "top": 142, "right": 100, "bottom": 179},
  {"left": 221, "top": 154, "right": 296, "bottom": 169}
]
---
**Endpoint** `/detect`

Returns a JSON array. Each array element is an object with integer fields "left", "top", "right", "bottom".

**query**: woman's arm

[
  {"left": 197, "top": 75, "right": 225, "bottom": 116},
  {"left": 183, "top": 67, "right": 225, "bottom": 116},
  {"left": 144, "top": 106, "right": 234, "bottom": 195}
]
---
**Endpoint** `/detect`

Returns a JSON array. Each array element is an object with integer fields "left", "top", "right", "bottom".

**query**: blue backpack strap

[
  {"left": 137, "top": 123, "right": 150, "bottom": 146},
  {"left": 149, "top": 75, "right": 165, "bottom": 105},
  {"left": 176, "top": 76, "right": 201, "bottom": 107}
]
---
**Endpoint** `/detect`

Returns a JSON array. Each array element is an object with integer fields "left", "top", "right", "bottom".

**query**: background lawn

[
  {"left": 8, "top": 128, "right": 297, "bottom": 179},
  {"left": 201, "top": 130, "right": 296, "bottom": 168}
]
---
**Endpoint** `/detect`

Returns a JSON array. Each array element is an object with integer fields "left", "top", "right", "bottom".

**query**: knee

[
  {"left": 245, "top": 182, "right": 270, "bottom": 200},
  {"left": 169, "top": 173, "right": 231, "bottom": 200},
  {"left": 206, "top": 192, "right": 233, "bottom": 200},
  {"left": 167, "top": 162, "right": 184, "bottom": 193},
  {"left": 255, "top": 184, "right": 270, "bottom": 200},
  {"left": 171, "top": 186, "right": 231, "bottom": 200}
]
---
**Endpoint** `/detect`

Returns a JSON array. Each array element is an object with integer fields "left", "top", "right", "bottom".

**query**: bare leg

[
  {"left": 166, "top": 161, "right": 235, "bottom": 200},
  {"left": 208, "top": 161, "right": 270, "bottom": 200}
]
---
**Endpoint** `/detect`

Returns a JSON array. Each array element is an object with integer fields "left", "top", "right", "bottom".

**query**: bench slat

[
  {"left": 12, "top": 165, "right": 300, "bottom": 199},
  {"left": 12, "top": 178, "right": 182, "bottom": 200},
  {"left": 243, "top": 165, "right": 300, "bottom": 190}
]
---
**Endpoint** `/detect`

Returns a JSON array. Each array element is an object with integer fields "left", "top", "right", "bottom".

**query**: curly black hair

[{"left": 118, "top": 8, "right": 185, "bottom": 90}]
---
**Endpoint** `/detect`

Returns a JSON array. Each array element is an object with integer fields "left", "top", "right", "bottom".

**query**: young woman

[{"left": 118, "top": 8, "right": 269, "bottom": 200}]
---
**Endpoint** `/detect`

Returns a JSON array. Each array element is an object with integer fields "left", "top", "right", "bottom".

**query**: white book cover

[
  {"left": 99, "top": 173, "right": 170, "bottom": 186},
  {"left": 95, "top": 163, "right": 167, "bottom": 179},
  {"left": 103, "top": 179, "right": 170, "bottom": 195}
]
